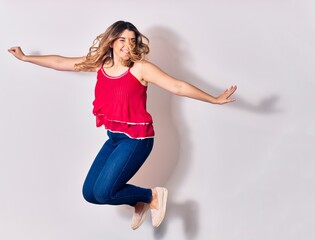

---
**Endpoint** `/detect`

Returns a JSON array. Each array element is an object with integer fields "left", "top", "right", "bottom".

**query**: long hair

[{"left": 75, "top": 21, "right": 150, "bottom": 71}]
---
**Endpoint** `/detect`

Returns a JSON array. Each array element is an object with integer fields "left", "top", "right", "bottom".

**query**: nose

[{"left": 125, "top": 41, "right": 130, "bottom": 49}]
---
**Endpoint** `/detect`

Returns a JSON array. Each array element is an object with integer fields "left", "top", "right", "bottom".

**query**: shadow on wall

[{"left": 127, "top": 25, "right": 280, "bottom": 239}]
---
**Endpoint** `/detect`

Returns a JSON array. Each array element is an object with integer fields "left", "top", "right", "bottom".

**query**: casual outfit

[
  {"left": 82, "top": 67, "right": 154, "bottom": 206},
  {"left": 92, "top": 67, "right": 154, "bottom": 139}
]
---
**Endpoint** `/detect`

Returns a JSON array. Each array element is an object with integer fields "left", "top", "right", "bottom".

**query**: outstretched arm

[
  {"left": 142, "top": 61, "right": 237, "bottom": 104},
  {"left": 8, "top": 46, "right": 86, "bottom": 72}
]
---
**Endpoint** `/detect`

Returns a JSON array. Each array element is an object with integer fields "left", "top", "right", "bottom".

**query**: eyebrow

[{"left": 118, "top": 37, "right": 136, "bottom": 41}]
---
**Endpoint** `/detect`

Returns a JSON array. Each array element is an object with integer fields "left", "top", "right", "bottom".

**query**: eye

[{"left": 117, "top": 37, "right": 125, "bottom": 42}]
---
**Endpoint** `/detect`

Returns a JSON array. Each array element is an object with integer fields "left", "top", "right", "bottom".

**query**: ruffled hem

[
  {"left": 95, "top": 115, "right": 154, "bottom": 139},
  {"left": 95, "top": 114, "right": 152, "bottom": 126}
]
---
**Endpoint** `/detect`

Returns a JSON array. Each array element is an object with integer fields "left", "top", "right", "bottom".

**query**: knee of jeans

[
  {"left": 93, "top": 185, "right": 113, "bottom": 204},
  {"left": 82, "top": 186, "right": 99, "bottom": 204}
]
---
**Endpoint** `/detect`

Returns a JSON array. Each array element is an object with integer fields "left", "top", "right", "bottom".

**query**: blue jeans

[{"left": 82, "top": 131, "right": 153, "bottom": 206}]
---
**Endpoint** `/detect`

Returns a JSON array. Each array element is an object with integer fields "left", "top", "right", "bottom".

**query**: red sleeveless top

[{"left": 92, "top": 67, "right": 155, "bottom": 139}]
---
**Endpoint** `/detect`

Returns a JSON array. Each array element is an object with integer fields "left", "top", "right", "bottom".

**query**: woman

[{"left": 8, "top": 20, "right": 237, "bottom": 230}]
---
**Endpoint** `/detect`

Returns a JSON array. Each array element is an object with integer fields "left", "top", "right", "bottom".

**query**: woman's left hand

[{"left": 215, "top": 85, "right": 237, "bottom": 104}]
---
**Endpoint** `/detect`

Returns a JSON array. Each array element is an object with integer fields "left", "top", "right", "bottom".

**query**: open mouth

[{"left": 121, "top": 49, "right": 130, "bottom": 54}]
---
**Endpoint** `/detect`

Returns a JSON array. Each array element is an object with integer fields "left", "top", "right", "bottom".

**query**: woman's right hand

[{"left": 8, "top": 46, "right": 26, "bottom": 61}]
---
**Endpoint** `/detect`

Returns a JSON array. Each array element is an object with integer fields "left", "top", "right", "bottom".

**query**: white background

[{"left": 1, "top": 0, "right": 315, "bottom": 239}]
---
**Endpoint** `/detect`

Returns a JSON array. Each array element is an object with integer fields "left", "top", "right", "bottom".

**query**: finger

[
  {"left": 229, "top": 85, "right": 237, "bottom": 92},
  {"left": 222, "top": 98, "right": 236, "bottom": 104},
  {"left": 226, "top": 86, "right": 237, "bottom": 95},
  {"left": 8, "top": 49, "right": 15, "bottom": 54},
  {"left": 8, "top": 47, "right": 17, "bottom": 53},
  {"left": 8, "top": 46, "right": 20, "bottom": 52},
  {"left": 224, "top": 85, "right": 237, "bottom": 94}
]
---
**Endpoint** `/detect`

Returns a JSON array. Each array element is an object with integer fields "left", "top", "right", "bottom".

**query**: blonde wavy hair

[{"left": 75, "top": 21, "right": 150, "bottom": 71}]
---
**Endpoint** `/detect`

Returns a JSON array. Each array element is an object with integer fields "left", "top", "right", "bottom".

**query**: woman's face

[{"left": 112, "top": 29, "right": 136, "bottom": 62}]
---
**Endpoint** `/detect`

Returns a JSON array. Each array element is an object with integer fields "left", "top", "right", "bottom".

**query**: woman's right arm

[{"left": 8, "top": 46, "right": 86, "bottom": 72}]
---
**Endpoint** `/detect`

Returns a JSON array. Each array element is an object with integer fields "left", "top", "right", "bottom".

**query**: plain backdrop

[{"left": 1, "top": 0, "right": 315, "bottom": 239}]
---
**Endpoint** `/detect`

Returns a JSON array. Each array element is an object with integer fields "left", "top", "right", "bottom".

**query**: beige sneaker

[
  {"left": 131, "top": 203, "right": 150, "bottom": 230},
  {"left": 150, "top": 187, "right": 168, "bottom": 227}
]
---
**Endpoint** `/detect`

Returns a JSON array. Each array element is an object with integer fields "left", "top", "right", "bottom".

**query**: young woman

[{"left": 8, "top": 20, "right": 237, "bottom": 230}]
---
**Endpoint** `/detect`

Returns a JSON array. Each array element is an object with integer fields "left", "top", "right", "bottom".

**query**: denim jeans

[{"left": 82, "top": 131, "right": 154, "bottom": 206}]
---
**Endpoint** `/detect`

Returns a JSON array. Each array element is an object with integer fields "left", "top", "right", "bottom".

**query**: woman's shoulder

[
  {"left": 133, "top": 60, "right": 155, "bottom": 72},
  {"left": 132, "top": 60, "right": 155, "bottom": 71},
  {"left": 130, "top": 60, "right": 153, "bottom": 85}
]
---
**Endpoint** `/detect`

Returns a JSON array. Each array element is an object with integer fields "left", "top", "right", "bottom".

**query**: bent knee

[
  {"left": 82, "top": 183, "right": 114, "bottom": 204},
  {"left": 82, "top": 188, "right": 99, "bottom": 204},
  {"left": 93, "top": 188, "right": 113, "bottom": 204}
]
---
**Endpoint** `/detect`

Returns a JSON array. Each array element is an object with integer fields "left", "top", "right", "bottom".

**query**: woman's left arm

[{"left": 142, "top": 61, "right": 237, "bottom": 104}]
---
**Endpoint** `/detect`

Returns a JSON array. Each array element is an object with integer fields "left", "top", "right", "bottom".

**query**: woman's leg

[
  {"left": 82, "top": 132, "right": 154, "bottom": 206},
  {"left": 82, "top": 138, "right": 115, "bottom": 204}
]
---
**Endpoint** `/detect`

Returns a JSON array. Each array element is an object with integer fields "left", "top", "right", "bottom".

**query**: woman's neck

[{"left": 104, "top": 60, "right": 129, "bottom": 76}]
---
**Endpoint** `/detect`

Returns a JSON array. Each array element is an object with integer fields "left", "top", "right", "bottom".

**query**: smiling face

[{"left": 111, "top": 29, "right": 136, "bottom": 64}]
